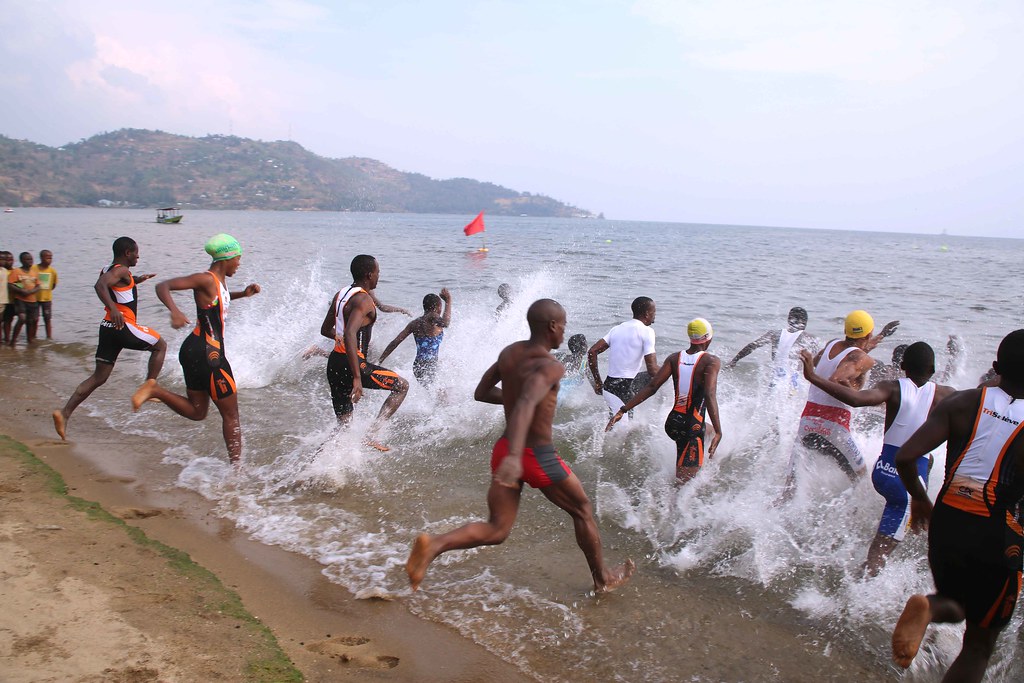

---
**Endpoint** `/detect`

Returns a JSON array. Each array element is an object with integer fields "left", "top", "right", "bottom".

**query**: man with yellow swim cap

[
  {"left": 783, "top": 310, "right": 899, "bottom": 497},
  {"left": 606, "top": 317, "right": 723, "bottom": 484}
]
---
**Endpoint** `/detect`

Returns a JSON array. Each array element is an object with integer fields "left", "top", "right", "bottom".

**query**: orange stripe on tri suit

[
  {"left": 221, "top": 368, "right": 237, "bottom": 393},
  {"left": 943, "top": 389, "right": 987, "bottom": 488},
  {"left": 980, "top": 575, "right": 1014, "bottom": 628},
  {"left": 984, "top": 420, "right": 1024, "bottom": 501},
  {"left": 371, "top": 370, "right": 399, "bottom": 389}
]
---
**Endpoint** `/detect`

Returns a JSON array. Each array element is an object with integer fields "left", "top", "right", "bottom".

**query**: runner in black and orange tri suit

[
  {"left": 891, "top": 329, "right": 1024, "bottom": 683},
  {"left": 131, "top": 234, "right": 260, "bottom": 465},
  {"left": 320, "top": 254, "right": 409, "bottom": 451},
  {"left": 52, "top": 237, "right": 166, "bottom": 440},
  {"left": 607, "top": 317, "right": 723, "bottom": 483}
]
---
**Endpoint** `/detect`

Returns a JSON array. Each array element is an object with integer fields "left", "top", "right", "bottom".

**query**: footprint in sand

[
  {"left": 305, "top": 636, "right": 399, "bottom": 669},
  {"left": 110, "top": 506, "right": 164, "bottom": 520},
  {"left": 95, "top": 476, "right": 137, "bottom": 484}
]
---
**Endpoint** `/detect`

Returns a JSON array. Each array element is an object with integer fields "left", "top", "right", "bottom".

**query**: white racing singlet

[
  {"left": 333, "top": 286, "right": 366, "bottom": 355},
  {"left": 805, "top": 339, "right": 859, "bottom": 411},
  {"left": 883, "top": 378, "right": 936, "bottom": 447}
]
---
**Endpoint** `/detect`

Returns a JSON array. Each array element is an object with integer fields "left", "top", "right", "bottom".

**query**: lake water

[{"left": 2, "top": 208, "right": 1022, "bottom": 681}]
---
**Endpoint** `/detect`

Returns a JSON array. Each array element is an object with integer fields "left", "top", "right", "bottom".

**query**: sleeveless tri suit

[
  {"left": 95, "top": 264, "right": 161, "bottom": 364},
  {"left": 929, "top": 386, "right": 1024, "bottom": 628},
  {"left": 665, "top": 350, "right": 709, "bottom": 470},
  {"left": 178, "top": 271, "right": 236, "bottom": 399},
  {"left": 326, "top": 285, "right": 400, "bottom": 416}
]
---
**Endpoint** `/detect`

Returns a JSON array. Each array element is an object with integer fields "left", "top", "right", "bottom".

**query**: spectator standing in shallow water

[
  {"left": 405, "top": 299, "right": 635, "bottom": 593},
  {"left": 131, "top": 234, "right": 261, "bottom": 465},
  {"left": 36, "top": 249, "right": 58, "bottom": 339},
  {"left": 378, "top": 288, "right": 452, "bottom": 387},
  {"left": 607, "top": 318, "right": 723, "bottom": 483},
  {"left": 0, "top": 251, "right": 12, "bottom": 344},
  {"left": 588, "top": 296, "right": 658, "bottom": 419},
  {"left": 7, "top": 251, "right": 40, "bottom": 347},
  {"left": 891, "top": 329, "right": 1024, "bottom": 683}
]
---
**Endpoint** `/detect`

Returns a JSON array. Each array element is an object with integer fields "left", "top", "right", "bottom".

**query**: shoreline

[{"left": 0, "top": 368, "right": 529, "bottom": 682}]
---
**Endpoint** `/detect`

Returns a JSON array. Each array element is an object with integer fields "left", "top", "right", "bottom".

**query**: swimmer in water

[
  {"left": 405, "top": 299, "right": 635, "bottom": 593},
  {"left": 131, "top": 234, "right": 261, "bottom": 465},
  {"left": 378, "top": 288, "right": 452, "bottom": 387}
]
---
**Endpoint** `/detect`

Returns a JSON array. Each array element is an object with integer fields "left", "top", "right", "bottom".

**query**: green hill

[{"left": 0, "top": 129, "right": 596, "bottom": 217}]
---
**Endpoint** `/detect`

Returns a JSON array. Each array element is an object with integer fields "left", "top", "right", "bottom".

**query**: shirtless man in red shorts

[{"left": 405, "top": 299, "right": 635, "bottom": 594}]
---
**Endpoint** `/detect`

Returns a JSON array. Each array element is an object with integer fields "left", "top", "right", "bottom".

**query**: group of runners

[
  {"left": 2, "top": 248, "right": 58, "bottom": 346},
  {"left": 27, "top": 234, "right": 1024, "bottom": 683}
]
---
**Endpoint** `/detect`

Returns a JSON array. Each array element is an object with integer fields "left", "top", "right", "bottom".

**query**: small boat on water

[
  {"left": 3, "top": 208, "right": 13, "bottom": 213},
  {"left": 156, "top": 207, "right": 183, "bottom": 224}
]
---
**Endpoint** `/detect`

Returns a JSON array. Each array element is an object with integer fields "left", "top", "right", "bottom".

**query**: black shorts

[
  {"left": 179, "top": 334, "right": 236, "bottom": 399},
  {"left": 665, "top": 410, "right": 706, "bottom": 469},
  {"left": 13, "top": 300, "right": 39, "bottom": 323},
  {"left": 327, "top": 351, "right": 401, "bottom": 416},
  {"left": 2, "top": 302, "right": 14, "bottom": 322},
  {"left": 929, "top": 504, "right": 1022, "bottom": 629},
  {"left": 96, "top": 320, "right": 161, "bottom": 364},
  {"left": 39, "top": 301, "right": 52, "bottom": 322}
]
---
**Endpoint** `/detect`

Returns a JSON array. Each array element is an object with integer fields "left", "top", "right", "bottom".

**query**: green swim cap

[{"left": 204, "top": 233, "right": 242, "bottom": 261}]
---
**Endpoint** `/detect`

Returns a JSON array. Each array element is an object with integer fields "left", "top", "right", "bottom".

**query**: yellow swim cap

[
  {"left": 688, "top": 317, "right": 713, "bottom": 344},
  {"left": 845, "top": 310, "right": 874, "bottom": 339}
]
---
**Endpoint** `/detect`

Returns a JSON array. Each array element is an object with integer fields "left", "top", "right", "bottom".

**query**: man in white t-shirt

[{"left": 587, "top": 296, "right": 658, "bottom": 415}]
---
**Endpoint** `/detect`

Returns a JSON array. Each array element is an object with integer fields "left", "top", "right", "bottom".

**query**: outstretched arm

[
  {"left": 799, "top": 349, "right": 893, "bottom": 407},
  {"left": 606, "top": 354, "right": 675, "bottom": 430},
  {"left": 378, "top": 323, "right": 413, "bottom": 363},
  {"left": 368, "top": 290, "right": 411, "bottom": 316},
  {"left": 229, "top": 283, "right": 261, "bottom": 299},
  {"left": 439, "top": 288, "right": 452, "bottom": 328},
  {"left": 726, "top": 331, "right": 773, "bottom": 368}
]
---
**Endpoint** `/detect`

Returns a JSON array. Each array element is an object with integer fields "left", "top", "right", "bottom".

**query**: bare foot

[
  {"left": 596, "top": 558, "right": 636, "bottom": 594},
  {"left": 365, "top": 439, "right": 391, "bottom": 452},
  {"left": 406, "top": 533, "right": 434, "bottom": 591},
  {"left": 131, "top": 379, "right": 158, "bottom": 411},
  {"left": 892, "top": 594, "right": 931, "bottom": 668},
  {"left": 52, "top": 410, "right": 67, "bottom": 440}
]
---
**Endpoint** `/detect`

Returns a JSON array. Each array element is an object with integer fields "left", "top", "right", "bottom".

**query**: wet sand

[{"left": 0, "top": 369, "right": 530, "bottom": 682}]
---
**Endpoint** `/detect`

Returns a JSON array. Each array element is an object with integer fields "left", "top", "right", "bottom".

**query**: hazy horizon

[{"left": 2, "top": 1, "right": 1022, "bottom": 238}]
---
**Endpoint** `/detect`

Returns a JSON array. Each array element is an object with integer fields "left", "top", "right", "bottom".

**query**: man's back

[
  {"left": 498, "top": 340, "right": 561, "bottom": 446},
  {"left": 604, "top": 319, "right": 655, "bottom": 377}
]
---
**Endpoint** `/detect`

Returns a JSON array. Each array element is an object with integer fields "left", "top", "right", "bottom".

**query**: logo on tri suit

[
  {"left": 956, "top": 486, "right": 975, "bottom": 498},
  {"left": 207, "top": 350, "right": 221, "bottom": 365},
  {"left": 216, "top": 378, "right": 229, "bottom": 395}
]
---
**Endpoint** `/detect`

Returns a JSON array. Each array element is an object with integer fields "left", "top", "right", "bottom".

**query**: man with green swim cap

[
  {"left": 132, "top": 233, "right": 261, "bottom": 464},
  {"left": 205, "top": 233, "right": 242, "bottom": 261}
]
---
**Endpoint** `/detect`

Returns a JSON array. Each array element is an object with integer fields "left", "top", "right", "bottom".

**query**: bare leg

[
  {"left": 54, "top": 361, "right": 115, "bottom": 439},
  {"left": 893, "top": 594, "right": 966, "bottom": 668},
  {"left": 942, "top": 622, "right": 1001, "bottom": 683},
  {"left": 211, "top": 393, "right": 242, "bottom": 464},
  {"left": 43, "top": 308, "right": 52, "bottom": 339},
  {"left": 365, "top": 377, "right": 409, "bottom": 450},
  {"left": 676, "top": 465, "right": 700, "bottom": 484},
  {"left": 406, "top": 482, "right": 522, "bottom": 591},
  {"left": 146, "top": 339, "right": 167, "bottom": 380},
  {"left": 26, "top": 317, "right": 37, "bottom": 344},
  {"left": 9, "top": 315, "right": 24, "bottom": 346},
  {"left": 539, "top": 473, "right": 635, "bottom": 593},
  {"left": 132, "top": 381, "right": 210, "bottom": 421},
  {"left": 865, "top": 533, "right": 899, "bottom": 577}
]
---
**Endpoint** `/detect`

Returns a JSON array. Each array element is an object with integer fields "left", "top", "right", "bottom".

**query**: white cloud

[{"left": 633, "top": 0, "right": 992, "bottom": 82}]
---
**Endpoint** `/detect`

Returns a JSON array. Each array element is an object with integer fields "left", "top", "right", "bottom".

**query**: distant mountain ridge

[{"left": 0, "top": 129, "right": 596, "bottom": 217}]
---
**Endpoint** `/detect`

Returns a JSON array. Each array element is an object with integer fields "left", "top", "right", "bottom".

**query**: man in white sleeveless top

[
  {"left": 891, "top": 329, "right": 1024, "bottom": 682},
  {"left": 587, "top": 296, "right": 658, "bottom": 418},
  {"left": 799, "top": 341, "right": 955, "bottom": 575},
  {"left": 726, "top": 307, "right": 817, "bottom": 392},
  {"left": 784, "top": 310, "right": 898, "bottom": 494}
]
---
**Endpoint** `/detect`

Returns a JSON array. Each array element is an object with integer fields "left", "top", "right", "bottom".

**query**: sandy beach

[{"left": 0, "top": 366, "right": 529, "bottom": 682}]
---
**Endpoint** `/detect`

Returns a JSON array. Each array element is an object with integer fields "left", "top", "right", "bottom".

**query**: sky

[{"left": 2, "top": 0, "right": 1023, "bottom": 237}]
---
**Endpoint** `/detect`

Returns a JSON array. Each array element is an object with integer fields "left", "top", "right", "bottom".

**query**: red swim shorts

[{"left": 490, "top": 437, "right": 571, "bottom": 489}]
